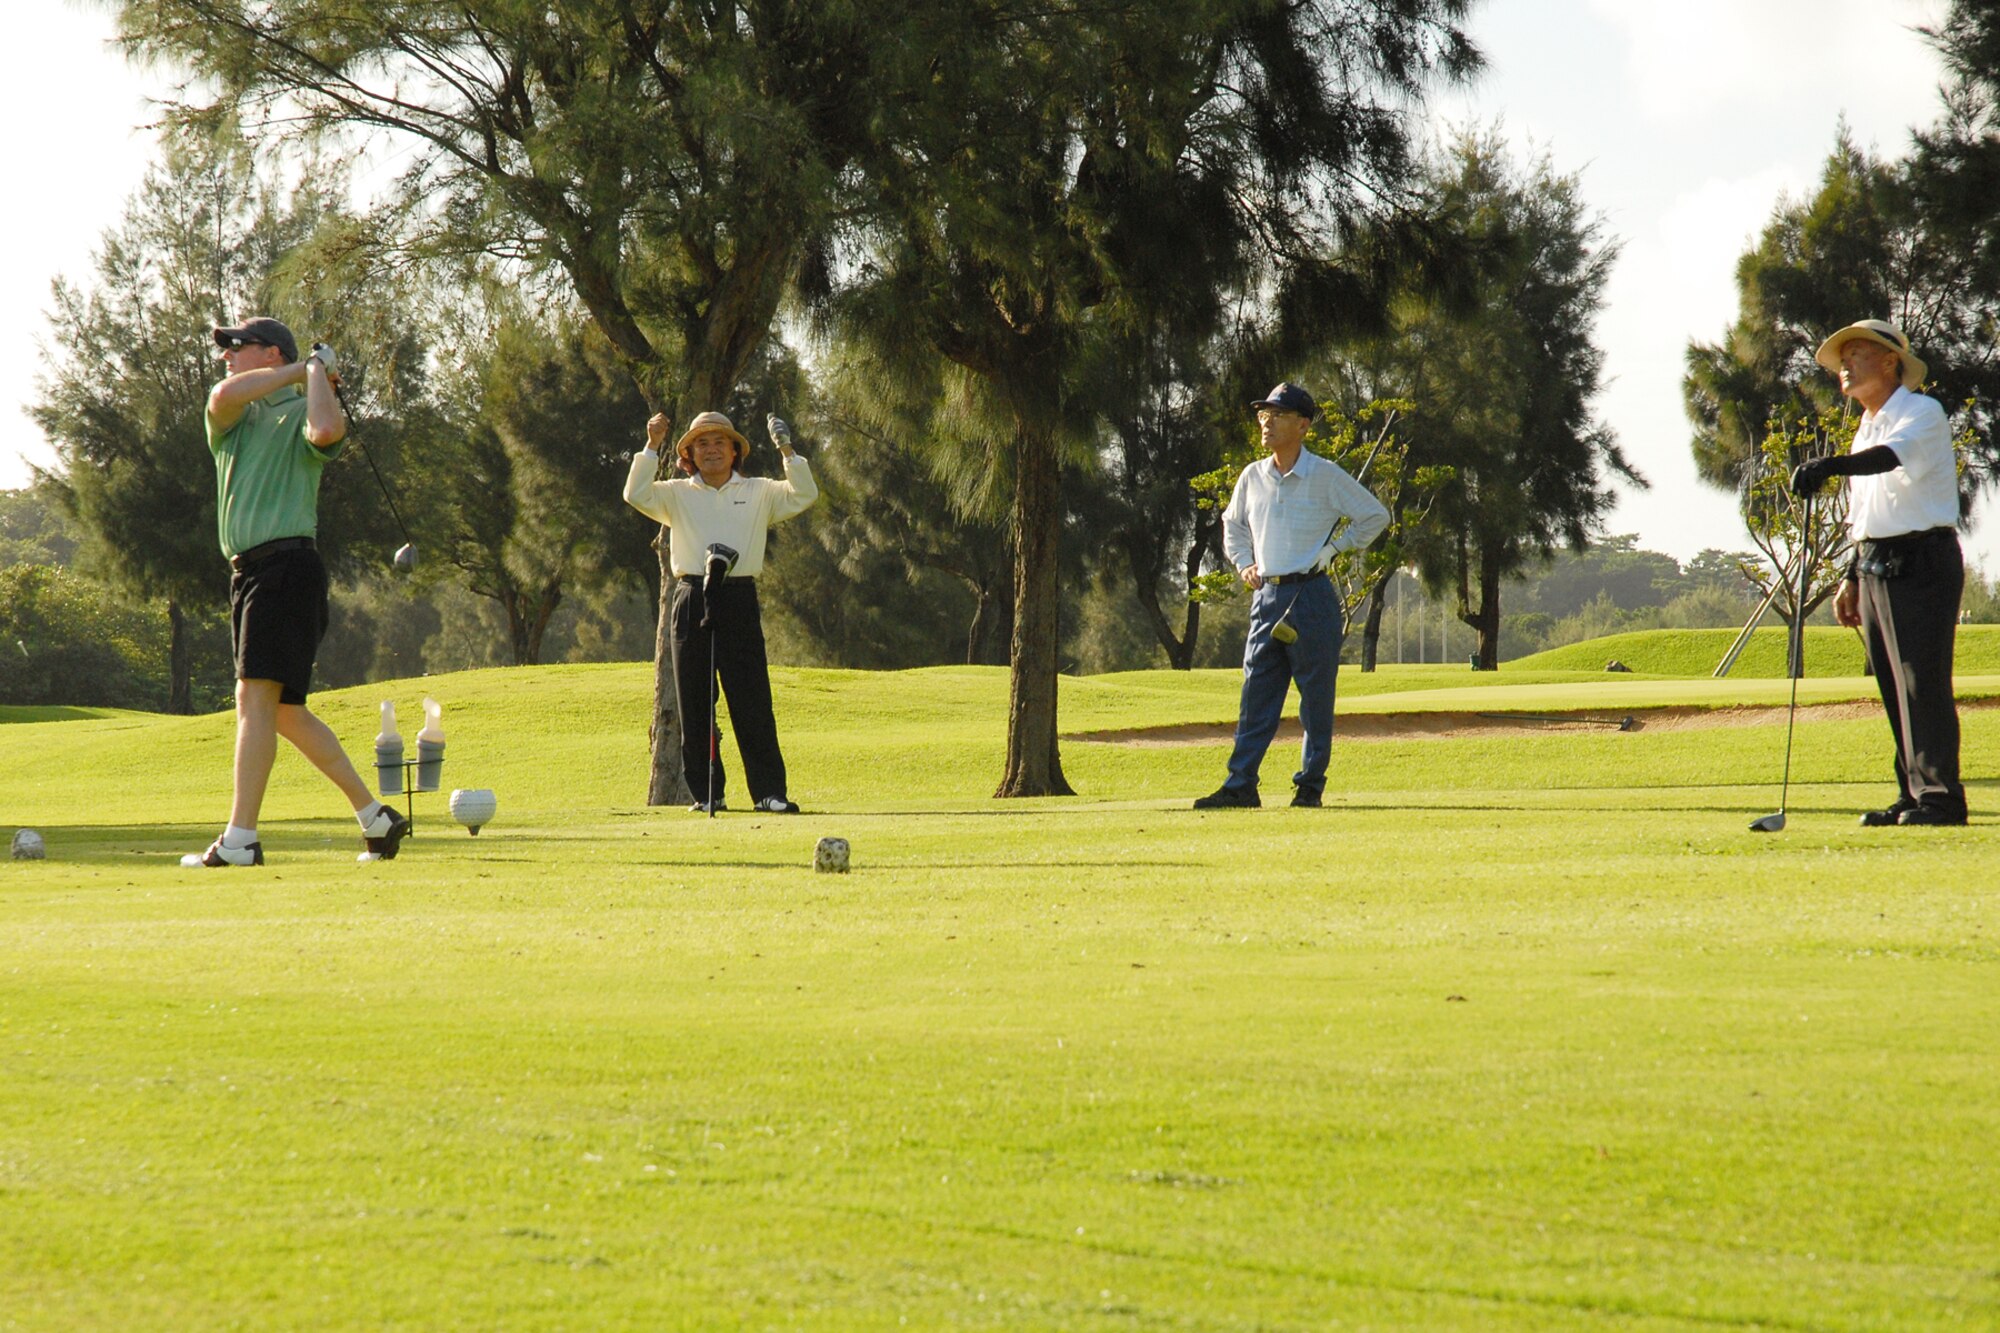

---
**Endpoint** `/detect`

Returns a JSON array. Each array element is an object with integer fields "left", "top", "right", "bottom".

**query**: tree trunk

[
  {"left": 965, "top": 584, "right": 993, "bottom": 666},
  {"left": 1465, "top": 540, "right": 1503, "bottom": 670},
  {"left": 166, "top": 596, "right": 192, "bottom": 715},
  {"left": 995, "top": 423, "right": 1072, "bottom": 797},
  {"left": 1360, "top": 575, "right": 1390, "bottom": 672},
  {"left": 522, "top": 583, "right": 562, "bottom": 667}
]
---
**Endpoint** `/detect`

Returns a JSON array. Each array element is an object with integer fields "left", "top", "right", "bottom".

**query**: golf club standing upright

[
  {"left": 1750, "top": 495, "right": 1813, "bottom": 833},
  {"left": 322, "top": 351, "right": 418, "bottom": 573},
  {"left": 699, "top": 542, "right": 739, "bottom": 817}
]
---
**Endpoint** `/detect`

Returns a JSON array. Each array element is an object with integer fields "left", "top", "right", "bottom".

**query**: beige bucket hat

[
  {"left": 1814, "top": 319, "right": 1927, "bottom": 391},
  {"left": 674, "top": 411, "right": 751, "bottom": 466}
]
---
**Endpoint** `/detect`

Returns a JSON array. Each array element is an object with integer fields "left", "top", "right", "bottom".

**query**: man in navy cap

[
  {"left": 182, "top": 317, "right": 411, "bottom": 867},
  {"left": 1194, "top": 382, "right": 1388, "bottom": 809}
]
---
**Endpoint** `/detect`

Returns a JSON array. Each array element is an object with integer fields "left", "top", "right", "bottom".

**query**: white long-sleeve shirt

[
  {"left": 622, "top": 449, "right": 818, "bottom": 577},
  {"left": 1222, "top": 449, "right": 1389, "bottom": 576},
  {"left": 1847, "top": 385, "right": 1958, "bottom": 540}
]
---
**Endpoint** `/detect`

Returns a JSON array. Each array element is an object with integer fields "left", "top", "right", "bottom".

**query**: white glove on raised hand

[
  {"left": 308, "top": 342, "right": 339, "bottom": 375},
  {"left": 767, "top": 414, "right": 794, "bottom": 449}
]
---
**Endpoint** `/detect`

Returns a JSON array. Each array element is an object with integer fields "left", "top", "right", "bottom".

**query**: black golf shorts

[{"left": 230, "top": 547, "right": 330, "bottom": 705}]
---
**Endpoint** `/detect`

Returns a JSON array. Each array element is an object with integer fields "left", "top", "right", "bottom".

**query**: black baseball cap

[
  {"left": 1248, "top": 381, "right": 1317, "bottom": 419},
  {"left": 212, "top": 317, "right": 298, "bottom": 364}
]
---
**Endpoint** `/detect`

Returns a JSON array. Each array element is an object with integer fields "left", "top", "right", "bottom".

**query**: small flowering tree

[{"left": 1189, "top": 399, "right": 1451, "bottom": 670}]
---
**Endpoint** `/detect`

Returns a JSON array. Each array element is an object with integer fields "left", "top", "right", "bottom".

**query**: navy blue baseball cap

[
  {"left": 213, "top": 317, "right": 298, "bottom": 364},
  {"left": 1249, "top": 381, "right": 1317, "bottom": 419}
]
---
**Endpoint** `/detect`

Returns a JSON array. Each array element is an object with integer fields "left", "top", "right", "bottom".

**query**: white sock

[
  {"left": 221, "top": 824, "right": 258, "bottom": 849},
  {"left": 356, "top": 800, "right": 385, "bottom": 830}
]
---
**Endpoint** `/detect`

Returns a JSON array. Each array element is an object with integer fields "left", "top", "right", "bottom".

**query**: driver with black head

[{"left": 623, "top": 410, "right": 817, "bottom": 813}]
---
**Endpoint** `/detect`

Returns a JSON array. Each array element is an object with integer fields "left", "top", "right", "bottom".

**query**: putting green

[{"left": 2, "top": 658, "right": 1996, "bottom": 1328}]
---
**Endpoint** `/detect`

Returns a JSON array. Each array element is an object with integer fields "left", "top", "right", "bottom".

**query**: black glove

[{"left": 1789, "top": 459, "right": 1836, "bottom": 498}]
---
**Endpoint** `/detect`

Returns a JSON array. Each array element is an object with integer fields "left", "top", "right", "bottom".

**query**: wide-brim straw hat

[
  {"left": 1814, "top": 319, "right": 1927, "bottom": 390},
  {"left": 674, "top": 411, "right": 751, "bottom": 463}
]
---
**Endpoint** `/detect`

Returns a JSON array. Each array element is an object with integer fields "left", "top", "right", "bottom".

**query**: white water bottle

[
  {"left": 416, "top": 696, "right": 447, "bottom": 792},
  {"left": 374, "top": 701, "right": 404, "bottom": 795}
]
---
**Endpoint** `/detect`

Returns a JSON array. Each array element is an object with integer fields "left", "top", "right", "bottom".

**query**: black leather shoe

[
  {"left": 1859, "top": 799, "right": 1918, "bottom": 828},
  {"left": 362, "top": 805, "right": 413, "bottom": 859},
  {"left": 1897, "top": 806, "right": 1967, "bottom": 826},
  {"left": 1192, "top": 786, "right": 1259, "bottom": 809},
  {"left": 1290, "top": 789, "right": 1322, "bottom": 808}
]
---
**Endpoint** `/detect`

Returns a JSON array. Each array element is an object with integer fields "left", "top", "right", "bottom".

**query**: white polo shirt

[
  {"left": 623, "top": 450, "right": 818, "bottom": 577},
  {"left": 1847, "top": 386, "right": 1958, "bottom": 540},
  {"left": 1222, "top": 448, "right": 1390, "bottom": 577}
]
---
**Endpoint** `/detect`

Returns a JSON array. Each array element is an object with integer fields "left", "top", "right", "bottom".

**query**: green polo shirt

[{"left": 206, "top": 385, "right": 343, "bottom": 558}]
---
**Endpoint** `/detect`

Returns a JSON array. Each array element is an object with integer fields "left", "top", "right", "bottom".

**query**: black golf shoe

[
  {"left": 180, "top": 839, "right": 264, "bottom": 868},
  {"left": 1192, "top": 786, "right": 1259, "bottom": 809},
  {"left": 1859, "top": 799, "right": 1918, "bottom": 828},
  {"left": 361, "top": 805, "right": 413, "bottom": 859},
  {"left": 1290, "top": 788, "right": 1323, "bottom": 808},
  {"left": 1897, "top": 805, "right": 1967, "bottom": 826}
]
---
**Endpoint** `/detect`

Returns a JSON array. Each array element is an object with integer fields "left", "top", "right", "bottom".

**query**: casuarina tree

[
  {"left": 829, "top": 0, "right": 1479, "bottom": 794},
  {"left": 116, "top": 0, "right": 922, "bottom": 803}
]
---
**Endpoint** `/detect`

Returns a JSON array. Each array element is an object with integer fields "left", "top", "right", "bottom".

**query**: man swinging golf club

[
  {"left": 182, "top": 317, "right": 411, "bottom": 867},
  {"left": 1791, "top": 319, "right": 1967, "bottom": 826},
  {"left": 623, "top": 409, "right": 816, "bottom": 813},
  {"left": 1194, "top": 382, "right": 1388, "bottom": 809}
]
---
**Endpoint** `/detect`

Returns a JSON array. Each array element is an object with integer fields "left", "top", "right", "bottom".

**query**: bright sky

[{"left": 3, "top": 0, "right": 1982, "bottom": 567}]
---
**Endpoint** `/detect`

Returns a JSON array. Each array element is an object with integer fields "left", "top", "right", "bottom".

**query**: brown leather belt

[{"left": 230, "top": 536, "right": 314, "bottom": 571}]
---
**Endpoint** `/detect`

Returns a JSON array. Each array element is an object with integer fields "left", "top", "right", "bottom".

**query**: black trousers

[
  {"left": 1856, "top": 529, "right": 1965, "bottom": 817},
  {"left": 670, "top": 577, "right": 788, "bottom": 805}
]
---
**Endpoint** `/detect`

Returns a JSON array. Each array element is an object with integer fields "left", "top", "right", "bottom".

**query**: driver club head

[
  {"left": 392, "top": 543, "right": 417, "bottom": 573},
  {"left": 1748, "top": 812, "right": 1786, "bottom": 833}
]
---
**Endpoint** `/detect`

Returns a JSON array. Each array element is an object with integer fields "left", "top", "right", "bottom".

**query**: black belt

[
  {"left": 230, "top": 536, "right": 314, "bottom": 571},
  {"left": 677, "top": 574, "right": 755, "bottom": 586},
  {"left": 1861, "top": 526, "right": 1957, "bottom": 551},
  {"left": 1263, "top": 570, "right": 1326, "bottom": 586}
]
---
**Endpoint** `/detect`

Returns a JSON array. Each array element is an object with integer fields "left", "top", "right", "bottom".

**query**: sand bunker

[{"left": 1066, "top": 699, "right": 1957, "bottom": 746}]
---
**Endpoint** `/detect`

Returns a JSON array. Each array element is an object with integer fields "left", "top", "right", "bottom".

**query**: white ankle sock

[
  {"left": 356, "top": 801, "right": 385, "bottom": 830},
  {"left": 221, "top": 824, "right": 258, "bottom": 849}
]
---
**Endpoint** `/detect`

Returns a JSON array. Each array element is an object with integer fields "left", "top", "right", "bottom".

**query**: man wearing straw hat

[
  {"left": 623, "top": 410, "right": 817, "bottom": 813},
  {"left": 1790, "top": 319, "right": 1965, "bottom": 826}
]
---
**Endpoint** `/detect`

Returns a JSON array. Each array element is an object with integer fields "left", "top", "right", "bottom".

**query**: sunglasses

[{"left": 218, "top": 336, "right": 272, "bottom": 351}]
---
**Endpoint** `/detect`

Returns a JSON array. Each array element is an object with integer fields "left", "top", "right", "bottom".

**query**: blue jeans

[{"left": 1223, "top": 577, "right": 1342, "bottom": 797}]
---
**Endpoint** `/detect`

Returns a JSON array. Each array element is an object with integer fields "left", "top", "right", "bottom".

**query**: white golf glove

[
  {"left": 767, "top": 414, "right": 793, "bottom": 448},
  {"left": 308, "top": 342, "right": 339, "bottom": 375}
]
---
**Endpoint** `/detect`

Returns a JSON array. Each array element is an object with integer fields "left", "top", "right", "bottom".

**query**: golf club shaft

[
  {"left": 329, "top": 378, "right": 416, "bottom": 547},
  {"left": 1776, "top": 496, "right": 1812, "bottom": 809}
]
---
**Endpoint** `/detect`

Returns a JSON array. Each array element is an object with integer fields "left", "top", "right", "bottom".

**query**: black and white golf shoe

[
  {"left": 180, "top": 839, "right": 264, "bottom": 868},
  {"left": 360, "top": 805, "right": 413, "bottom": 860},
  {"left": 689, "top": 799, "right": 727, "bottom": 815},
  {"left": 751, "top": 796, "right": 801, "bottom": 814}
]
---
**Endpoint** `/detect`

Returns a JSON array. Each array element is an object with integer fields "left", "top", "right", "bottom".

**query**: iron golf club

[
  {"left": 326, "top": 367, "right": 418, "bottom": 574},
  {"left": 1750, "top": 495, "right": 1813, "bottom": 832}
]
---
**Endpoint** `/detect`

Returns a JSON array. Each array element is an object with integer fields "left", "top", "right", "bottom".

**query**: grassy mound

[
  {"left": 4, "top": 665, "right": 1999, "bottom": 1327},
  {"left": 1513, "top": 623, "right": 2000, "bottom": 676}
]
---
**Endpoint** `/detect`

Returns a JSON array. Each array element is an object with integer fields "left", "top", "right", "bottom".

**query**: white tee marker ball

[
  {"left": 11, "top": 829, "right": 46, "bottom": 860},
  {"left": 449, "top": 788, "right": 498, "bottom": 836},
  {"left": 813, "top": 836, "right": 850, "bottom": 874}
]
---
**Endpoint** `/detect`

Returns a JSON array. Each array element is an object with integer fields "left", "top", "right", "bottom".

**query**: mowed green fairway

[{"left": 3, "top": 658, "right": 1998, "bottom": 1329}]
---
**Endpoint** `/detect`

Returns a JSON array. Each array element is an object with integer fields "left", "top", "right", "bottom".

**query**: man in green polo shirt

[{"left": 181, "top": 316, "right": 411, "bottom": 868}]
